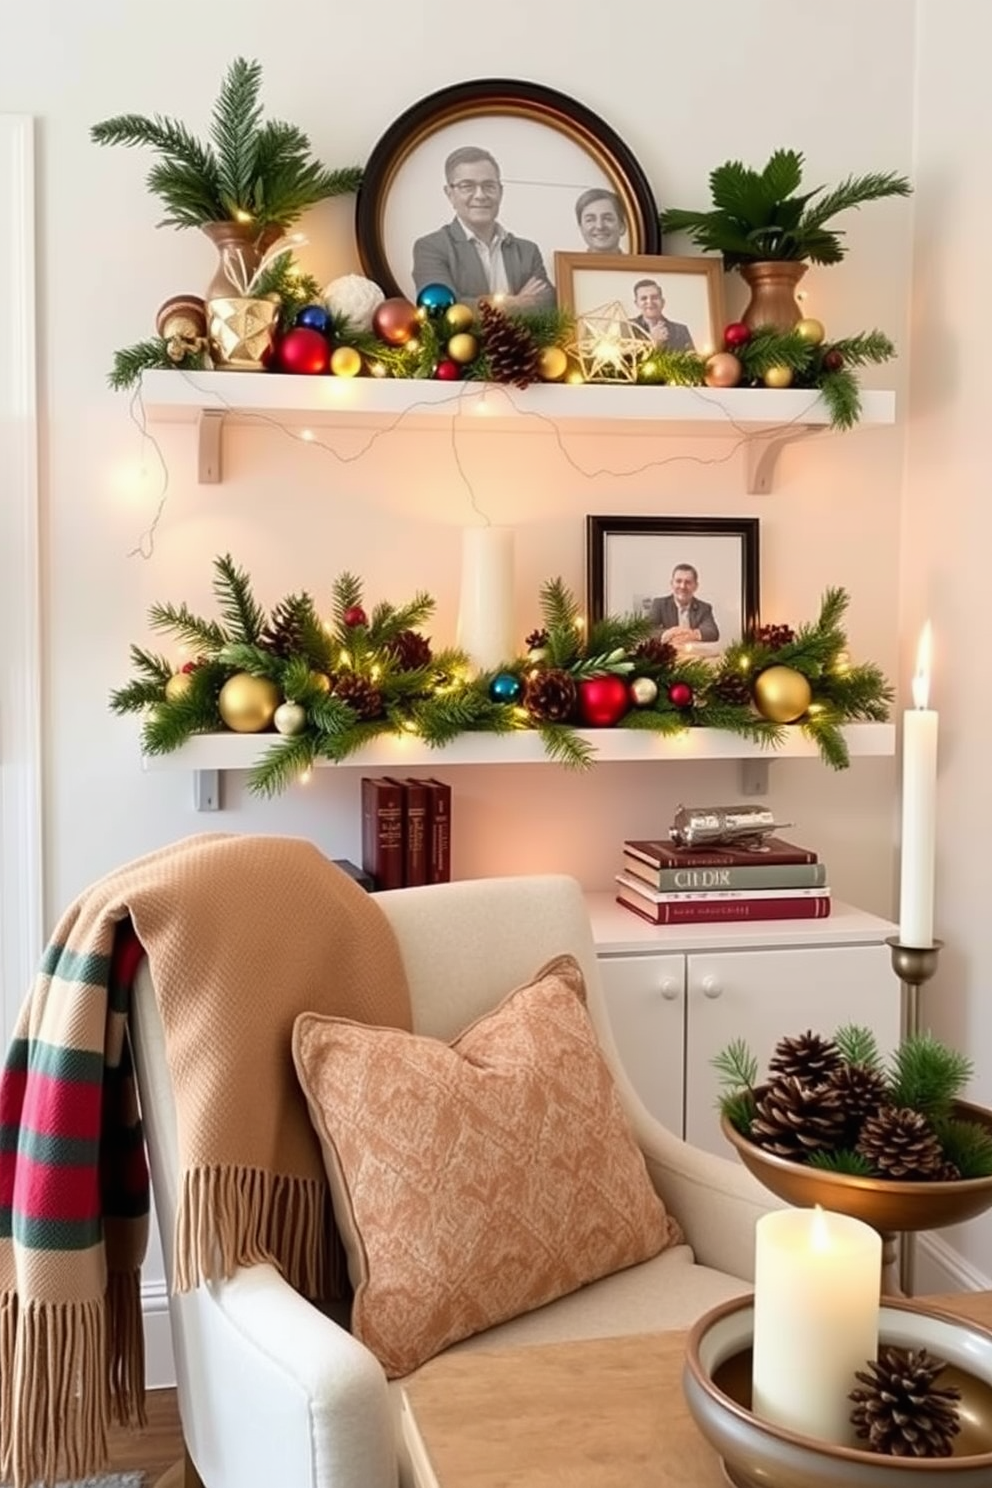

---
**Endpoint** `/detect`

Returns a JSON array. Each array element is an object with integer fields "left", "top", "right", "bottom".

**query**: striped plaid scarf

[{"left": 0, "top": 833, "right": 411, "bottom": 1487}]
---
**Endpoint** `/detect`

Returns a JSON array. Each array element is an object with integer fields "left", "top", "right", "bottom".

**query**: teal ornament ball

[
  {"left": 489, "top": 672, "right": 522, "bottom": 703},
  {"left": 296, "top": 304, "right": 332, "bottom": 336},
  {"left": 417, "top": 282, "right": 457, "bottom": 318}
]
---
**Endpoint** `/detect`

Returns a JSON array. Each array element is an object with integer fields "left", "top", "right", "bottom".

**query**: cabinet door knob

[
  {"left": 701, "top": 975, "right": 723, "bottom": 999},
  {"left": 659, "top": 977, "right": 680, "bottom": 1001}
]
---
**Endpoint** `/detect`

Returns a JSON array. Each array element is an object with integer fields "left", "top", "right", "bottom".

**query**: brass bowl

[
  {"left": 721, "top": 1098, "right": 992, "bottom": 1233},
  {"left": 683, "top": 1296, "right": 992, "bottom": 1487}
]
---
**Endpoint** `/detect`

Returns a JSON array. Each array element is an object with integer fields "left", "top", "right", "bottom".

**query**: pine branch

[
  {"left": 368, "top": 593, "right": 436, "bottom": 643},
  {"left": 586, "top": 615, "right": 654, "bottom": 655},
  {"left": 807, "top": 1148, "right": 875, "bottom": 1175},
  {"left": 210, "top": 56, "right": 263, "bottom": 213},
  {"left": 827, "top": 331, "right": 896, "bottom": 367},
  {"left": 147, "top": 602, "right": 227, "bottom": 654},
  {"left": 802, "top": 718, "right": 849, "bottom": 770},
  {"left": 307, "top": 692, "right": 362, "bottom": 737},
  {"left": 212, "top": 554, "right": 266, "bottom": 644},
  {"left": 738, "top": 328, "right": 814, "bottom": 377},
  {"left": 91, "top": 112, "right": 219, "bottom": 181},
  {"left": 800, "top": 171, "right": 912, "bottom": 231},
  {"left": 140, "top": 688, "right": 220, "bottom": 754},
  {"left": 126, "top": 644, "right": 174, "bottom": 684},
  {"left": 411, "top": 690, "right": 517, "bottom": 746},
  {"left": 887, "top": 1034, "right": 973, "bottom": 1117},
  {"left": 537, "top": 724, "right": 596, "bottom": 768},
  {"left": 331, "top": 573, "right": 364, "bottom": 625},
  {"left": 216, "top": 641, "right": 279, "bottom": 678},
  {"left": 109, "top": 678, "right": 165, "bottom": 713},
  {"left": 109, "top": 337, "right": 206, "bottom": 390},
  {"left": 314, "top": 716, "right": 394, "bottom": 763},
  {"left": 932, "top": 1117, "right": 992, "bottom": 1179},
  {"left": 618, "top": 709, "right": 696, "bottom": 734},
  {"left": 817, "top": 368, "right": 861, "bottom": 430},
  {"left": 247, "top": 734, "right": 317, "bottom": 799},
  {"left": 568, "top": 650, "right": 634, "bottom": 679},
  {"left": 713, "top": 1038, "right": 759, "bottom": 1089},
  {"left": 833, "top": 1024, "right": 884, "bottom": 1070},
  {"left": 145, "top": 161, "right": 222, "bottom": 229},
  {"left": 251, "top": 250, "right": 323, "bottom": 331}
]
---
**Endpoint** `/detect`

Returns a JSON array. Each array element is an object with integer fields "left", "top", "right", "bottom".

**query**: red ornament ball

[
  {"left": 577, "top": 675, "right": 630, "bottom": 728},
  {"left": 372, "top": 297, "right": 420, "bottom": 346},
  {"left": 434, "top": 358, "right": 461, "bottom": 381},
  {"left": 343, "top": 605, "right": 367, "bottom": 627},
  {"left": 724, "top": 321, "right": 751, "bottom": 349},
  {"left": 823, "top": 348, "right": 845, "bottom": 372},
  {"left": 274, "top": 326, "right": 330, "bottom": 375},
  {"left": 667, "top": 681, "right": 694, "bottom": 709}
]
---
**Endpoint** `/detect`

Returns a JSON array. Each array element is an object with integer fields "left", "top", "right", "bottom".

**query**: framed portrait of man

[
  {"left": 557, "top": 254, "right": 725, "bottom": 357},
  {"left": 586, "top": 515, "right": 760, "bottom": 658},
  {"left": 356, "top": 79, "right": 661, "bottom": 308}
]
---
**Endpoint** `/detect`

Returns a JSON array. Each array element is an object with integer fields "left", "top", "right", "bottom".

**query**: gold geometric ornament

[{"left": 207, "top": 296, "right": 280, "bottom": 371}]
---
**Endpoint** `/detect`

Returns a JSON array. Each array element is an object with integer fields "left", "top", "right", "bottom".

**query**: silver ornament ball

[
  {"left": 630, "top": 676, "right": 659, "bottom": 707},
  {"left": 273, "top": 701, "right": 307, "bottom": 736}
]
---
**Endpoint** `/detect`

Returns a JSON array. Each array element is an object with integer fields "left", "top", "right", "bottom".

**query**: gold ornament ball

[
  {"left": 763, "top": 364, "right": 794, "bottom": 389},
  {"left": 330, "top": 345, "right": 362, "bottom": 378},
  {"left": 795, "top": 317, "right": 826, "bottom": 345},
  {"left": 309, "top": 670, "right": 331, "bottom": 693},
  {"left": 753, "top": 665, "right": 812, "bottom": 723},
  {"left": 218, "top": 673, "right": 281, "bottom": 733},
  {"left": 630, "top": 676, "right": 659, "bottom": 707},
  {"left": 538, "top": 345, "right": 569, "bottom": 382},
  {"left": 164, "top": 671, "right": 192, "bottom": 702},
  {"left": 445, "top": 302, "right": 475, "bottom": 333},
  {"left": 446, "top": 332, "right": 479, "bottom": 364},
  {"left": 273, "top": 701, "right": 307, "bottom": 736},
  {"left": 703, "top": 352, "right": 742, "bottom": 388}
]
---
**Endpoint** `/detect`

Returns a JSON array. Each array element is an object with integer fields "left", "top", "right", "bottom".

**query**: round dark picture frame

[{"left": 356, "top": 78, "right": 661, "bottom": 303}]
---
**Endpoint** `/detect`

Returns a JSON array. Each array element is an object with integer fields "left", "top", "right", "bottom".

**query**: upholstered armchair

[{"left": 130, "top": 873, "right": 776, "bottom": 1488}]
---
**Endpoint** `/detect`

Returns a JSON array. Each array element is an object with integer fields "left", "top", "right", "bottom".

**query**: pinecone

[
  {"left": 711, "top": 672, "right": 753, "bottom": 706},
  {"left": 523, "top": 668, "right": 577, "bottom": 723},
  {"left": 855, "top": 1105, "right": 947, "bottom": 1180},
  {"left": 479, "top": 301, "right": 541, "bottom": 388},
  {"left": 332, "top": 674, "right": 384, "bottom": 720},
  {"left": 824, "top": 1061, "right": 889, "bottom": 1138},
  {"left": 751, "top": 1075, "right": 846, "bottom": 1159},
  {"left": 754, "top": 623, "right": 796, "bottom": 650},
  {"left": 850, "top": 1347, "right": 961, "bottom": 1457},
  {"left": 634, "top": 637, "right": 678, "bottom": 670},
  {"left": 259, "top": 599, "right": 307, "bottom": 659},
  {"left": 768, "top": 1031, "right": 843, "bottom": 1083},
  {"left": 385, "top": 629, "right": 433, "bottom": 671},
  {"left": 525, "top": 628, "right": 549, "bottom": 650}
]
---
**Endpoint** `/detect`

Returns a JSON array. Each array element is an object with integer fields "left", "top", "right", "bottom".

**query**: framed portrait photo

[
  {"left": 356, "top": 78, "right": 660, "bottom": 306},
  {"left": 586, "top": 515, "right": 760, "bottom": 659},
  {"left": 557, "top": 254, "right": 725, "bottom": 358}
]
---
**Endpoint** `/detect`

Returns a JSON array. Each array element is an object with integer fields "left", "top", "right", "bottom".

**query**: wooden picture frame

[
  {"left": 586, "top": 515, "right": 760, "bottom": 658},
  {"left": 557, "top": 254, "right": 725, "bottom": 357},
  {"left": 356, "top": 78, "right": 660, "bottom": 305}
]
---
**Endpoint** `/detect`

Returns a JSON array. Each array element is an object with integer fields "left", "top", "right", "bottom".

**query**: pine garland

[
  {"left": 109, "top": 336, "right": 207, "bottom": 390},
  {"left": 111, "top": 559, "right": 892, "bottom": 792}
]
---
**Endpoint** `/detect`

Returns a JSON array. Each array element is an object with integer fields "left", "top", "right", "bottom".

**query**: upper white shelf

[
  {"left": 143, "top": 722, "right": 894, "bottom": 773},
  {"left": 140, "top": 370, "right": 897, "bottom": 494}
]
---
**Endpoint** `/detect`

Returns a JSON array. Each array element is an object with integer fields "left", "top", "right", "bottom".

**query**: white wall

[
  {"left": 3, "top": 0, "right": 958, "bottom": 1367},
  {"left": 903, "top": 0, "right": 992, "bottom": 1285}
]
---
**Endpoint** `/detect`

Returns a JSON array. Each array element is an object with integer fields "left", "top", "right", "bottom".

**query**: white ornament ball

[
  {"left": 322, "top": 274, "right": 386, "bottom": 333},
  {"left": 273, "top": 701, "right": 307, "bottom": 736},
  {"left": 630, "top": 676, "right": 659, "bottom": 707}
]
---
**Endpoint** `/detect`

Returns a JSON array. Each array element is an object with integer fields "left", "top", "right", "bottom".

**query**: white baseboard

[
  {"left": 914, "top": 1233, "right": 992, "bottom": 1295},
  {"left": 142, "top": 1279, "right": 176, "bottom": 1389}
]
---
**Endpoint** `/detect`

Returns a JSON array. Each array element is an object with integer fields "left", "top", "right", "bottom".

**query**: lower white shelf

[
  {"left": 585, "top": 892, "right": 897, "bottom": 953},
  {"left": 142, "top": 722, "right": 895, "bottom": 773}
]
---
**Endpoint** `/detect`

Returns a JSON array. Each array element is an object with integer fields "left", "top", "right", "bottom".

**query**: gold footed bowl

[
  {"left": 721, "top": 1098, "right": 992, "bottom": 1234},
  {"left": 683, "top": 1296, "right": 992, "bottom": 1488}
]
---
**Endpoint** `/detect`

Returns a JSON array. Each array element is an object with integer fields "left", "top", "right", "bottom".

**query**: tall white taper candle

[
  {"left": 456, "top": 526, "right": 515, "bottom": 673},
  {"left": 898, "top": 623, "right": 938, "bottom": 949},
  {"left": 752, "top": 1207, "right": 881, "bottom": 1443}
]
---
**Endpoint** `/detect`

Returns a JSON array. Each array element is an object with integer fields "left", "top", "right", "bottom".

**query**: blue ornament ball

[
  {"left": 416, "top": 282, "right": 457, "bottom": 318},
  {"left": 489, "top": 672, "right": 522, "bottom": 703},
  {"left": 296, "top": 304, "right": 332, "bottom": 336}
]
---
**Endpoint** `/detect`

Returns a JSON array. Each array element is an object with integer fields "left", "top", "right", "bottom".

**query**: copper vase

[
  {"left": 738, "top": 261, "right": 808, "bottom": 332},
  {"left": 201, "top": 220, "right": 284, "bottom": 301}
]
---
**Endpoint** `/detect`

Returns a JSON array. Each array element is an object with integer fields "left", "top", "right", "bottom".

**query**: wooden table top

[{"left": 401, "top": 1292, "right": 992, "bottom": 1488}]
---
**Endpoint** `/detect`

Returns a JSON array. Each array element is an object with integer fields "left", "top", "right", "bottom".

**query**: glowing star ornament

[{"left": 571, "top": 301, "right": 645, "bottom": 383}]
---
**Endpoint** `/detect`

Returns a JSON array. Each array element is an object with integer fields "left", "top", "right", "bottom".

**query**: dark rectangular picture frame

[{"left": 586, "top": 515, "right": 760, "bottom": 655}]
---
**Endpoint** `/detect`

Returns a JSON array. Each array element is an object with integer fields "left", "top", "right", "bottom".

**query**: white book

[{"left": 614, "top": 871, "right": 831, "bottom": 904}]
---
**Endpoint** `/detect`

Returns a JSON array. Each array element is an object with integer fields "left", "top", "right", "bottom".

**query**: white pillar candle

[
  {"left": 752, "top": 1207, "right": 881, "bottom": 1443},
  {"left": 456, "top": 526, "right": 515, "bottom": 673},
  {"left": 898, "top": 623, "right": 939, "bottom": 949}
]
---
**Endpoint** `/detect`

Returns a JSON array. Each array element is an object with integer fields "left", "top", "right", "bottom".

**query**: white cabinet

[{"left": 586, "top": 894, "right": 901, "bottom": 1160}]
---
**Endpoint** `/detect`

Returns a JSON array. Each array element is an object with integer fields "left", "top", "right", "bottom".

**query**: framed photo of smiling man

[
  {"left": 557, "top": 254, "right": 725, "bottom": 356},
  {"left": 356, "top": 79, "right": 661, "bottom": 307}
]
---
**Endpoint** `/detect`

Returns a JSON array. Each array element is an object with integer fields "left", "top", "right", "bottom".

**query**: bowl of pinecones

[
  {"left": 715, "top": 1026, "right": 992, "bottom": 1234},
  {"left": 683, "top": 1295, "right": 992, "bottom": 1486}
]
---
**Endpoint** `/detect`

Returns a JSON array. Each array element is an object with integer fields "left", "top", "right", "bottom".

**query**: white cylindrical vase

[{"left": 456, "top": 526, "right": 516, "bottom": 673}]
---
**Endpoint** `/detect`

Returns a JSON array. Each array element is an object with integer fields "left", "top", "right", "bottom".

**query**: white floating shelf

[
  {"left": 585, "top": 893, "right": 898, "bottom": 953},
  {"left": 144, "top": 722, "right": 894, "bottom": 773},
  {"left": 140, "top": 370, "right": 897, "bottom": 493}
]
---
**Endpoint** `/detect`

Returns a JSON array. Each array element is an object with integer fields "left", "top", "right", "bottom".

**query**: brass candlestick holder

[{"left": 886, "top": 935, "right": 945, "bottom": 1296}]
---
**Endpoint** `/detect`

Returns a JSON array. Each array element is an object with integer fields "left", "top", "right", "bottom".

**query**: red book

[
  {"left": 615, "top": 884, "right": 832, "bottom": 926},
  {"left": 624, "top": 836, "right": 818, "bottom": 869},
  {"left": 423, "top": 778, "right": 452, "bottom": 884},
  {"left": 360, "top": 777, "right": 404, "bottom": 891},
  {"left": 401, "top": 777, "right": 429, "bottom": 888}
]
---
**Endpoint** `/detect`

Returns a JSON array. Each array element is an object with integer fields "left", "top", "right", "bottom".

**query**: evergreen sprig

[
  {"left": 834, "top": 1025, "right": 884, "bottom": 1070},
  {"left": 212, "top": 554, "right": 266, "bottom": 645},
  {"left": 807, "top": 1149, "right": 875, "bottom": 1176},
  {"left": 109, "top": 337, "right": 207, "bottom": 390},
  {"left": 251, "top": 250, "right": 322, "bottom": 332},
  {"left": 713, "top": 1038, "right": 759, "bottom": 1091},
  {"left": 887, "top": 1034, "right": 973, "bottom": 1118},
  {"left": 932, "top": 1117, "right": 992, "bottom": 1180}
]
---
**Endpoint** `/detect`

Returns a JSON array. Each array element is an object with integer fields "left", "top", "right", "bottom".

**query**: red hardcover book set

[
  {"left": 616, "top": 836, "right": 830, "bottom": 925},
  {"left": 361, "top": 777, "right": 451, "bottom": 890}
]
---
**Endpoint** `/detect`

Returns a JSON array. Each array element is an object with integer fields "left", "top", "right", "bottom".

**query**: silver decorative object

[{"left": 669, "top": 803, "right": 789, "bottom": 849}]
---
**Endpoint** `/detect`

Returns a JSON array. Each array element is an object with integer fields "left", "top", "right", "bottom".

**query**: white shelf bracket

[
  {"left": 197, "top": 409, "right": 225, "bottom": 484},
  {"left": 192, "top": 769, "right": 221, "bottom": 812},
  {"left": 744, "top": 425, "right": 825, "bottom": 495},
  {"left": 738, "top": 758, "right": 770, "bottom": 796}
]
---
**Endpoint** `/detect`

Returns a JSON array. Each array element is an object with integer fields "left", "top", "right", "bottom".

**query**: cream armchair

[{"left": 130, "top": 873, "right": 776, "bottom": 1488}]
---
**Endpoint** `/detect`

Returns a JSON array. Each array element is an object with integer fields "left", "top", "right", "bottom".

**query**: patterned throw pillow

[{"left": 292, "top": 953, "right": 681, "bottom": 1378}]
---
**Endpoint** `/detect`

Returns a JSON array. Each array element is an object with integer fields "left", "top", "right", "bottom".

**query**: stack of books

[
  {"left": 615, "top": 836, "right": 829, "bottom": 925},
  {"left": 361, "top": 776, "right": 452, "bottom": 891}
]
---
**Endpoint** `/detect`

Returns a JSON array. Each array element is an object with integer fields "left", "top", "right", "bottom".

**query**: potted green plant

[
  {"left": 660, "top": 150, "right": 911, "bottom": 330},
  {"left": 91, "top": 56, "right": 362, "bottom": 300}
]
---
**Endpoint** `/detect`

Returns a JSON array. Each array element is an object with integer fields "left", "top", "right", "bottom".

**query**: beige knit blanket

[{"left": 0, "top": 833, "right": 412, "bottom": 1486}]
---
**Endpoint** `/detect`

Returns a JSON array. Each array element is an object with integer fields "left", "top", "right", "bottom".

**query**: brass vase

[
  {"left": 201, "top": 220, "right": 284, "bottom": 300},
  {"left": 738, "top": 261, "right": 808, "bottom": 332}
]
